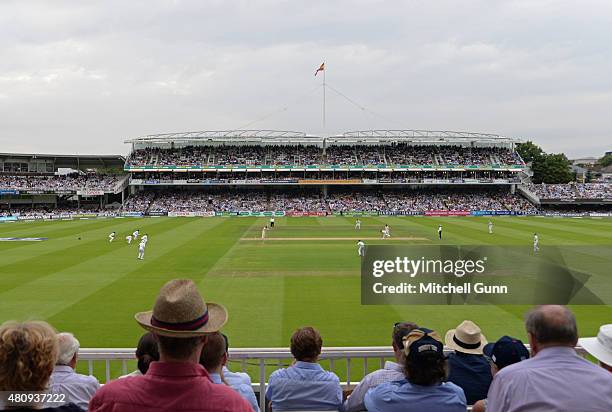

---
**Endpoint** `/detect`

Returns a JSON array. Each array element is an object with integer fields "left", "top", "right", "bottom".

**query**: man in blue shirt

[
  {"left": 200, "top": 333, "right": 260, "bottom": 412},
  {"left": 445, "top": 320, "right": 492, "bottom": 405},
  {"left": 266, "top": 326, "right": 342, "bottom": 411},
  {"left": 364, "top": 327, "right": 466, "bottom": 412}
]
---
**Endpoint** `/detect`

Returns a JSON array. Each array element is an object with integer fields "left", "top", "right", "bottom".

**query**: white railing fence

[{"left": 78, "top": 345, "right": 587, "bottom": 411}]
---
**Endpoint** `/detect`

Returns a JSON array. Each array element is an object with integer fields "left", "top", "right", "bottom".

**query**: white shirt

[
  {"left": 534, "top": 235, "right": 539, "bottom": 243},
  {"left": 357, "top": 241, "right": 365, "bottom": 248},
  {"left": 438, "top": 226, "right": 442, "bottom": 232},
  {"left": 142, "top": 235, "right": 148, "bottom": 243},
  {"left": 344, "top": 361, "right": 405, "bottom": 412},
  {"left": 47, "top": 365, "right": 100, "bottom": 410}
]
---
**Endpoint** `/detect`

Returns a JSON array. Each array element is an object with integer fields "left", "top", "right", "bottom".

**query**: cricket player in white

[
  {"left": 108, "top": 232, "right": 115, "bottom": 242},
  {"left": 137, "top": 240, "right": 146, "bottom": 260},
  {"left": 488, "top": 220, "right": 493, "bottom": 234},
  {"left": 357, "top": 240, "right": 365, "bottom": 257},
  {"left": 438, "top": 225, "right": 443, "bottom": 240},
  {"left": 381, "top": 224, "right": 390, "bottom": 239},
  {"left": 133, "top": 230, "right": 139, "bottom": 240},
  {"left": 533, "top": 233, "right": 539, "bottom": 252},
  {"left": 126, "top": 235, "right": 132, "bottom": 244},
  {"left": 141, "top": 234, "right": 148, "bottom": 244},
  {"left": 261, "top": 226, "right": 268, "bottom": 240},
  {"left": 355, "top": 219, "right": 361, "bottom": 230}
]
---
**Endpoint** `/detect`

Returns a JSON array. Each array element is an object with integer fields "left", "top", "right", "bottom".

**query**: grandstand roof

[
  {"left": 0, "top": 152, "right": 125, "bottom": 169},
  {"left": 126, "top": 130, "right": 322, "bottom": 145},
  {"left": 336, "top": 130, "right": 523, "bottom": 144},
  {"left": 125, "top": 129, "right": 523, "bottom": 146}
]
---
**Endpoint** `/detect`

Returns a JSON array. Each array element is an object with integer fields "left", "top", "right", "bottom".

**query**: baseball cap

[
  {"left": 483, "top": 335, "right": 529, "bottom": 369},
  {"left": 403, "top": 328, "right": 444, "bottom": 364}
]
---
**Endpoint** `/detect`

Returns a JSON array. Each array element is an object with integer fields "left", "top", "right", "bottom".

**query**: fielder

[
  {"left": 488, "top": 220, "right": 493, "bottom": 234},
  {"left": 108, "top": 232, "right": 115, "bottom": 242},
  {"left": 261, "top": 226, "right": 268, "bottom": 240},
  {"left": 357, "top": 240, "right": 365, "bottom": 257},
  {"left": 355, "top": 219, "right": 361, "bottom": 230},
  {"left": 533, "top": 233, "right": 539, "bottom": 252},
  {"left": 381, "top": 224, "right": 391, "bottom": 239},
  {"left": 438, "top": 224, "right": 443, "bottom": 240},
  {"left": 133, "top": 229, "right": 139, "bottom": 240},
  {"left": 137, "top": 240, "right": 146, "bottom": 260},
  {"left": 126, "top": 235, "right": 132, "bottom": 244},
  {"left": 141, "top": 234, "right": 148, "bottom": 244}
]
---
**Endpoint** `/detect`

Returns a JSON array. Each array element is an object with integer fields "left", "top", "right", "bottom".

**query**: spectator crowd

[
  {"left": 0, "top": 174, "right": 119, "bottom": 193},
  {"left": 126, "top": 145, "right": 525, "bottom": 168},
  {"left": 528, "top": 183, "right": 612, "bottom": 200},
  {"left": 120, "top": 189, "right": 539, "bottom": 214},
  {"left": 0, "top": 279, "right": 611, "bottom": 412}
]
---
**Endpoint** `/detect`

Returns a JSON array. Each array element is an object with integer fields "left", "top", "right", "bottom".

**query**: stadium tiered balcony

[{"left": 123, "top": 129, "right": 526, "bottom": 174}]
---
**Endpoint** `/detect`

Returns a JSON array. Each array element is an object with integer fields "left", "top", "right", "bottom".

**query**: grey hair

[
  {"left": 525, "top": 305, "right": 578, "bottom": 346},
  {"left": 56, "top": 332, "right": 80, "bottom": 365}
]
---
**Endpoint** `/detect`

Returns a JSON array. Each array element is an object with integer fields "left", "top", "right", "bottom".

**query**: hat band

[
  {"left": 453, "top": 335, "right": 481, "bottom": 350},
  {"left": 151, "top": 310, "right": 209, "bottom": 331}
]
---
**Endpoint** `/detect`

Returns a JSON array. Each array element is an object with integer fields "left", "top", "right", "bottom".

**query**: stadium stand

[
  {"left": 126, "top": 144, "right": 525, "bottom": 168},
  {"left": 528, "top": 183, "right": 612, "bottom": 200},
  {"left": 1, "top": 131, "right": 611, "bottom": 218}
]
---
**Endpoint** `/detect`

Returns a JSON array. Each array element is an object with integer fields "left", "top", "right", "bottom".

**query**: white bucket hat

[{"left": 578, "top": 324, "right": 612, "bottom": 366}]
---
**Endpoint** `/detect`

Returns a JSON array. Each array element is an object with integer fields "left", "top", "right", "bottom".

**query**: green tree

[
  {"left": 516, "top": 141, "right": 544, "bottom": 163},
  {"left": 598, "top": 154, "right": 612, "bottom": 167},
  {"left": 532, "top": 153, "right": 573, "bottom": 184}
]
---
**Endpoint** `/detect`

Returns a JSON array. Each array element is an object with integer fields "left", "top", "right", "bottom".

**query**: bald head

[{"left": 525, "top": 305, "right": 578, "bottom": 347}]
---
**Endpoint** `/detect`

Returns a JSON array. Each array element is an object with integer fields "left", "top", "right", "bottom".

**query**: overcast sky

[{"left": 1, "top": 0, "right": 611, "bottom": 158}]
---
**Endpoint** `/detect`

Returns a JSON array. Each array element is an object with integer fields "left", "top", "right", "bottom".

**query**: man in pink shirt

[{"left": 90, "top": 279, "right": 252, "bottom": 412}]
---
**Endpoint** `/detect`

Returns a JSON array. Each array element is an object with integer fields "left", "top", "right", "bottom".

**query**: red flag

[{"left": 314, "top": 62, "right": 325, "bottom": 76}]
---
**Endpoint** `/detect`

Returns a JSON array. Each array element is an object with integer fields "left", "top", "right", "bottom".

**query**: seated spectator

[
  {"left": 344, "top": 322, "right": 418, "bottom": 412},
  {"left": 89, "top": 279, "right": 251, "bottom": 412},
  {"left": 200, "top": 333, "right": 260, "bottom": 412},
  {"left": 118, "top": 332, "right": 159, "bottom": 378},
  {"left": 487, "top": 305, "right": 612, "bottom": 411},
  {"left": 364, "top": 327, "right": 466, "bottom": 412},
  {"left": 445, "top": 320, "right": 492, "bottom": 405},
  {"left": 265, "top": 326, "right": 342, "bottom": 411},
  {"left": 0, "top": 321, "right": 82, "bottom": 412},
  {"left": 472, "top": 336, "right": 529, "bottom": 412},
  {"left": 578, "top": 324, "right": 612, "bottom": 372},
  {"left": 47, "top": 333, "right": 99, "bottom": 410}
]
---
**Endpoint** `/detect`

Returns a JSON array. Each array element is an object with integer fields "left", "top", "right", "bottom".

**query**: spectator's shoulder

[
  {"left": 494, "top": 356, "right": 532, "bottom": 380},
  {"left": 367, "top": 380, "right": 399, "bottom": 397},
  {"left": 79, "top": 372, "right": 100, "bottom": 386},
  {"left": 267, "top": 367, "right": 288, "bottom": 380},
  {"left": 327, "top": 370, "right": 341, "bottom": 383},
  {"left": 211, "top": 383, "right": 253, "bottom": 410},
  {"left": 442, "top": 381, "right": 467, "bottom": 402},
  {"left": 92, "top": 375, "right": 142, "bottom": 399}
]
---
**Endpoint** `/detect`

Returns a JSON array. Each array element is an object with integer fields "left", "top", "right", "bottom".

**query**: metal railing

[{"left": 78, "top": 345, "right": 587, "bottom": 411}]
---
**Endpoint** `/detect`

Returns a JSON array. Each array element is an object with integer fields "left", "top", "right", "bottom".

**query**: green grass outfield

[{"left": 1, "top": 215, "right": 611, "bottom": 354}]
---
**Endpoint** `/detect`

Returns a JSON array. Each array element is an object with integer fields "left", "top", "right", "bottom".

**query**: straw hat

[
  {"left": 135, "top": 279, "right": 227, "bottom": 337},
  {"left": 578, "top": 324, "right": 612, "bottom": 366},
  {"left": 445, "top": 320, "right": 488, "bottom": 355}
]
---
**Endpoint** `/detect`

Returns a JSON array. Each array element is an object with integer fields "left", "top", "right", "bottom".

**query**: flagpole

[{"left": 322, "top": 63, "right": 326, "bottom": 129}]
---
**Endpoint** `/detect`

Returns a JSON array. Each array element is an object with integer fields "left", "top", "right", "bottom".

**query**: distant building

[
  {"left": 571, "top": 157, "right": 598, "bottom": 166},
  {"left": 600, "top": 165, "right": 612, "bottom": 182},
  {"left": 571, "top": 165, "right": 588, "bottom": 183}
]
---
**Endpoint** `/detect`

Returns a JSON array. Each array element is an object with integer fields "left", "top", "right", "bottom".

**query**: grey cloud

[{"left": 0, "top": 0, "right": 611, "bottom": 157}]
